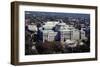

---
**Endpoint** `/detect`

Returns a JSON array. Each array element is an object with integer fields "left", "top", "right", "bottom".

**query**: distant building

[
  {"left": 71, "top": 29, "right": 80, "bottom": 40},
  {"left": 28, "top": 24, "right": 37, "bottom": 32},
  {"left": 80, "top": 29, "right": 87, "bottom": 40}
]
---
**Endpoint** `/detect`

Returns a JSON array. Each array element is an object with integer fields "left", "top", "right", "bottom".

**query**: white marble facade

[{"left": 39, "top": 21, "right": 87, "bottom": 42}]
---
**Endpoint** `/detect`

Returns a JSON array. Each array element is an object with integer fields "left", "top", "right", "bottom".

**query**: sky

[{"left": 25, "top": 11, "right": 90, "bottom": 19}]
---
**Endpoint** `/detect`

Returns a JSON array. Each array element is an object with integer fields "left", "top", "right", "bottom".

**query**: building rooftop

[
  {"left": 43, "top": 21, "right": 59, "bottom": 30},
  {"left": 28, "top": 24, "right": 37, "bottom": 31}
]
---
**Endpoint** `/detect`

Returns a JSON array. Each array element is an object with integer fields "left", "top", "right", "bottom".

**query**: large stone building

[
  {"left": 39, "top": 21, "right": 58, "bottom": 42},
  {"left": 38, "top": 20, "right": 86, "bottom": 42},
  {"left": 42, "top": 30, "right": 57, "bottom": 42},
  {"left": 55, "top": 22, "right": 72, "bottom": 42}
]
